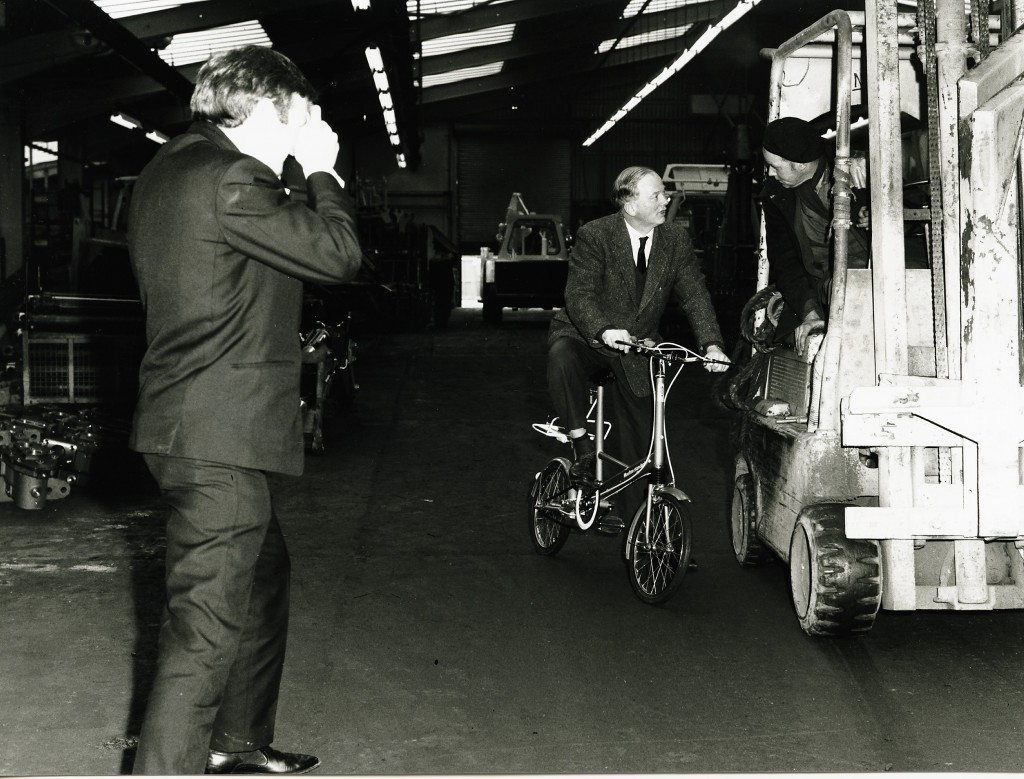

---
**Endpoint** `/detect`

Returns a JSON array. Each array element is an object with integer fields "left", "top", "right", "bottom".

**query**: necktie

[{"left": 637, "top": 236, "right": 648, "bottom": 274}]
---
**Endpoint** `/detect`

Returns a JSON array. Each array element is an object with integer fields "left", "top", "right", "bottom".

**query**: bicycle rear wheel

[
  {"left": 529, "top": 458, "right": 573, "bottom": 555},
  {"left": 624, "top": 492, "right": 692, "bottom": 603}
]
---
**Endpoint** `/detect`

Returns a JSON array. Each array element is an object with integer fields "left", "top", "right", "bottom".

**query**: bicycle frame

[
  {"left": 567, "top": 342, "right": 705, "bottom": 530},
  {"left": 530, "top": 339, "right": 714, "bottom": 602}
]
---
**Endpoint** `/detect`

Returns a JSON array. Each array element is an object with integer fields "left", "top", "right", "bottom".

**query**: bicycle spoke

[
  {"left": 626, "top": 494, "right": 691, "bottom": 603},
  {"left": 529, "top": 459, "right": 573, "bottom": 556}
]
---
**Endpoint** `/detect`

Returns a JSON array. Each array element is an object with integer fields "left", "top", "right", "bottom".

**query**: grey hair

[{"left": 612, "top": 166, "right": 658, "bottom": 208}]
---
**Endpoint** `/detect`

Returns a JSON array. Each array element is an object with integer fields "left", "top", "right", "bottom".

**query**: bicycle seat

[{"left": 588, "top": 368, "right": 616, "bottom": 386}]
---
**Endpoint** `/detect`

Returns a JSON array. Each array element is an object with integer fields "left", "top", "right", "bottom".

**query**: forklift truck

[{"left": 730, "top": 2, "right": 1024, "bottom": 636}]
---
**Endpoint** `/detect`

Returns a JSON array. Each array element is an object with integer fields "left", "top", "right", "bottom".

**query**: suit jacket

[
  {"left": 548, "top": 213, "right": 724, "bottom": 397},
  {"left": 127, "top": 121, "right": 362, "bottom": 476}
]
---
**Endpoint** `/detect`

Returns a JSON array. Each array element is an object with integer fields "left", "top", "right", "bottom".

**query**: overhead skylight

[
  {"left": 421, "top": 23, "right": 515, "bottom": 57},
  {"left": 407, "top": 0, "right": 513, "bottom": 17},
  {"left": 597, "top": 23, "right": 694, "bottom": 53},
  {"left": 422, "top": 62, "right": 502, "bottom": 89},
  {"left": 92, "top": 0, "right": 208, "bottom": 19},
  {"left": 156, "top": 21, "right": 273, "bottom": 67},
  {"left": 622, "top": 0, "right": 710, "bottom": 17},
  {"left": 26, "top": 141, "right": 59, "bottom": 167}
]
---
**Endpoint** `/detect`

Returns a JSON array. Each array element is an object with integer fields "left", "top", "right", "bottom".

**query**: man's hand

[
  {"left": 794, "top": 311, "right": 825, "bottom": 357},
  {"left": 856, "top": 206, "right": 870, "bottom": 229},
  {"left": 293, "top": 104, "right": 340, "bottom": 178},
  {"left": 600, "top": 328, "right": 633, "bottom": 353},
  {"left": 703, "top": 344, "right": 731, "bottom": 373}
]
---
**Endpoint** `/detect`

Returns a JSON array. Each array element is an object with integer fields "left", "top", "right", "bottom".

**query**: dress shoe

[
  {"left": 569, "top": 451, "right": 596, "bottom": 487},
  {"left": 206, "top": 745, "right": 320, "bottom": 775}
]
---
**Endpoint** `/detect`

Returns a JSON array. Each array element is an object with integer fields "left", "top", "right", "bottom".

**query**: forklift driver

[{"left": 759, "top": 116, "right": 870, "bottom": 356}]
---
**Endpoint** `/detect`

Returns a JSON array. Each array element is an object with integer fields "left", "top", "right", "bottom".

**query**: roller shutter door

[{"left": 456, "top": 135, "right": 571, "bottom": 251}]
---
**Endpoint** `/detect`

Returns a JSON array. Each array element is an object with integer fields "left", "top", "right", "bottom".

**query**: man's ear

[{"left": 249, "top": 96, "right": 280, "bottom": 125}]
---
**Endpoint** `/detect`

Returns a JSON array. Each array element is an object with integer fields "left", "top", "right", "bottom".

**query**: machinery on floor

[
  {"left": 480, "top": 193, "right": 569, "bottom": 323},
  {"left": 729, "top": 2, "right": 1024, "bottom": 635}
]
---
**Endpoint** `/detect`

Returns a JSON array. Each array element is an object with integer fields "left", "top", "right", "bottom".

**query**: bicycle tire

[
  {"left": 529, "top": 458, "right": 573, "bottom": 556},
  {"left": 624, "top": 492, "right": 692, "bottom": 604}
]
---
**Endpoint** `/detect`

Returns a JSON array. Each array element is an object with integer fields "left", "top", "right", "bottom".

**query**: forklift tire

[
  {"left": 788, "top": 503, "right": 881, "bottom": 637},
  {"left": 482, "top": 285, "right": 502, "bottom": 324},
  {"left": 729, "top": 472, "right": 767, "bottom": 566}
]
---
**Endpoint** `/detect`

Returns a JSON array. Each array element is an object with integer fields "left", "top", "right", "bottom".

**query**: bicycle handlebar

[{"left": 614, "top": 338, "right": 728, "bottom": 365}]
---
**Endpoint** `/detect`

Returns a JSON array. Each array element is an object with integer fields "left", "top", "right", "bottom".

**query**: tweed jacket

[
  {"left": 127, "top": 121, "right": 363, "bottom": 476},
  {"left": 548, "top": 212, "right": 724, "bottom": 397}
]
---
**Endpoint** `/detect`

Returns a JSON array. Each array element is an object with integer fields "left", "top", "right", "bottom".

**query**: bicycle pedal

[{"left": 595, "top": 515, "right": 625, "bottom": 536}]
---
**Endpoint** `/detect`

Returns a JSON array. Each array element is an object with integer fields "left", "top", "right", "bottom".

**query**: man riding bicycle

[{"left": 546, "top": 165, "right": 731, "bottom": 523}]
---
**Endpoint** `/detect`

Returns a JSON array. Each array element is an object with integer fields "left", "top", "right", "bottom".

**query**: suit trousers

[
  {"left": 547, "top": 336, "right": 653, "bottom": 518},
  {"left": 133, "top": 454, "right": 290, "bottom": 775}
]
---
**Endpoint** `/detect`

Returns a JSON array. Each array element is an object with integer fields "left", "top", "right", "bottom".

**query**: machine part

[
  {"left": 0, "top": 406, "right": 123, "bottom": 509},
  {"left": 300, "top": 317, "right": 357, "bottom": 455},
  {"left": 729, "top": 471, "right": 768, "bottom": 566},
  {"left": 788, "top": 503, "right": 881, "bottom": 637},
  {"left": 624, "top": 491, "right": 693, "bottom": 604},
  {"left": 753, "top": 399, "right": 792, "bottom": 417},
  {"left": 482, "top": 283, "right": 501, "bottom": 325},
  {"left": 528, "top": 457, "right": 573, "bottom": 556},
  {"left": 1, "top": 439, "right": 72, "bottom": 509}
]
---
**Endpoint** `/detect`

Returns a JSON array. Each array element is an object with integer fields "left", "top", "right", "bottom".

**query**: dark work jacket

[
  {"left": 759, "top": 159, "right": 869, "bottom": 338},
  {"left": 127, "top": 121, "right": 363, "bottom": 475},
  {"left": 548, "top": 213, "right": 724, "bottom": 398}
]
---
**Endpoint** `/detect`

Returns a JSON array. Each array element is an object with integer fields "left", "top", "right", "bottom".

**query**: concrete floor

[{"left": 4, "top": 307, "right": 1024, "bottom": 775}]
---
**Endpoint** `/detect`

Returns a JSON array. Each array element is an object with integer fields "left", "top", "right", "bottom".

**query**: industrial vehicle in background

[
  {"left": 661, "top": 162, "right": 756, "bottom": 344},
  {"left": 662, "top": 163, "right": 731, "bottom": 267},
  {"left": 728, "top": 2, "right": 1024, "bottom": 636},
  {"left": 480, "top": 193, "right": 569, "bottom": 323}
]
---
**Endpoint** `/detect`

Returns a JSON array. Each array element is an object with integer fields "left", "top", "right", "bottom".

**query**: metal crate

[{"left": 22, "top": 332, "right": 143, "bottom": 405}]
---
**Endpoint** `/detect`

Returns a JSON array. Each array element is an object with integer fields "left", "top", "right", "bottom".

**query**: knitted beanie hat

[{"left": 762, "top": 117, "right": 825, "bottom": 163}]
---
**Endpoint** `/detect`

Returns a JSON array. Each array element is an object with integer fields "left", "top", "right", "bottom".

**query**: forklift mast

[{"left": 731, "top": 1, "right": 1024, "bottom": 634}]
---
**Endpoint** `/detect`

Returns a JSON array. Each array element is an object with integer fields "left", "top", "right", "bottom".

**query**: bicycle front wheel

[
  {"left": 528, "top": 458, "right": 572, "bottom": 556},
  {"left": 624, "top": 492, "right": 692, "bottom": 604}
]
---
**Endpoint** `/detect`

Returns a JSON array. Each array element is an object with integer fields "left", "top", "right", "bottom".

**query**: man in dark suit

[
  {"left": 127, "top": 46, "right": 362, "bottom": 775},
  {"left": 547, "top": 165, "right": 730, "bottom": 524}
]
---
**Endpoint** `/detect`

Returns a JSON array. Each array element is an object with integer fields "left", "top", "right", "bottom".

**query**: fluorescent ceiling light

[
  {"left": 597, "top": 23, "right": 694, "bottom": 53},
  {"left": 111, "top": 112, "right": 143, "bottom": 130},
  {"left": 622, "top": 0, "right": 710, "bottom": 17},
  {"left": 351, "top": 0, "right": 372, "bottom": 9},
  {"left": 145, "top": 130, "right": 170, "bottom": 144},
  {"left": 584, "top": 0, "right": 762, "bottom": 147},
  {"left": 92, "top": 0, "right": 207, "bottom": 19},
  {"left": 421, "top": 23, "right": 515, "bottom": 57},
  {"left": 823, "top": 116, "right": 869, "bottom": 139},
  {"left": 422, "top": 62, "right": 502, "bottom": 88},
  {"left": 156, "top": 21, "right": 272, "bottom": 67},
  {"left": 364, "top": 46, "right": 406, "bottom": 169},
  {"left": 365, "top": 47, "right": 385, "bottom": 73}
]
